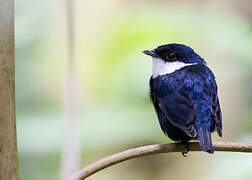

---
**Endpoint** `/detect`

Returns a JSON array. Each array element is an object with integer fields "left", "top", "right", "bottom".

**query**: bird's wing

[
  {"left": 158, "top": 93, "right": 197, "bottom": 138},
  {"left": 211, "top": 94, "right": 222, "bottom": 137}
]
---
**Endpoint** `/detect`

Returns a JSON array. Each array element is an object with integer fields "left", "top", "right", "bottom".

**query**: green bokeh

[{"left": 16, "top": 1, "right": 252, "bottom": 179}]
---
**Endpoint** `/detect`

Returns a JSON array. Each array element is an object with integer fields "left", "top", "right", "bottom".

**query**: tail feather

[{"left": 197, "top": 128, "right": 214, "bottom": 154}]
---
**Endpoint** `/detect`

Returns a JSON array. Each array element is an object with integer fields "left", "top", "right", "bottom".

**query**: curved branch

[{"left": 69, "top": 142, "right": 252, "bottom": 180}]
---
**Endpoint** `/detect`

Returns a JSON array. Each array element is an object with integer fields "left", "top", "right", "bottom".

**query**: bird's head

[
  {"left": 143, "top": 43, "right": 205, "bottom": 77},
  {"left": 143, "top": 43, "right": 205, "bottom": 64}
]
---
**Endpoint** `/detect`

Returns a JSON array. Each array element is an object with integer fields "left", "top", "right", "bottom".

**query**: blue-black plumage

[{"left": 143, "top": 43, "right": 222, "bottom": 154}]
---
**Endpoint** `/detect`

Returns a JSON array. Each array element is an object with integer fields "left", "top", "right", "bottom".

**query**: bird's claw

[
  {"left": 181, "top": 143, "right": 190, "bottom": 157},
  {"left": 182, "top": 151, "right": 188, "bottom": 157}
]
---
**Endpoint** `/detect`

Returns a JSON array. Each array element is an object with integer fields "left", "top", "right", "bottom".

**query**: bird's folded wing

[
  {"left": 211, "top": 94, "right": 222, "bottom": 137},
  {"left": 158, "top": 93, "right": 197, "bottom": 138}
]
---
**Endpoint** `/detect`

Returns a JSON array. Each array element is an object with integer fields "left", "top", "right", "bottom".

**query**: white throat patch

[{"left": 152, "top": 57, "right": 196, "bottom": 78}]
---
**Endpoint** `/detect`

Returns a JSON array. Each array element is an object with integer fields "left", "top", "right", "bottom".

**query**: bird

[{"left": 143, "top": 43, "right": 222, "bottom": 154}]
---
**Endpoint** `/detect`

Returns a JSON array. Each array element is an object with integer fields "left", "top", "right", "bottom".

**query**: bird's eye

[{"left": 168, "top": 52, "right": 175, "bottom": 60}]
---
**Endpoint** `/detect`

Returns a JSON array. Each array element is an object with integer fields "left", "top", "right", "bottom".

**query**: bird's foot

[{"left": 181, "top": 143, "right": 190, "bottom": 157}]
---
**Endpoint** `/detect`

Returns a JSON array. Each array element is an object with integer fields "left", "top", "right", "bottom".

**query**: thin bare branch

[{"left": 69, "top": 142, "right": 252, "bottom": 180}]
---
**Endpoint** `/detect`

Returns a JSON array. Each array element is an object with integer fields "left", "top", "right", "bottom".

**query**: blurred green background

[{"left": 16, "top": 0, "right": 252, "bottom": 179}]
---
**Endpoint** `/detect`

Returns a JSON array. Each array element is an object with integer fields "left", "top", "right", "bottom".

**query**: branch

[{"left": 68, "top": 142, "right": 252, "bottom": 180}]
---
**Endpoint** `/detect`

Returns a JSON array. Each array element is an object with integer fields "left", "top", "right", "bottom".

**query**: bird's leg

[{"left": 181, "top": 142, "right": 190, "bottom": 157}]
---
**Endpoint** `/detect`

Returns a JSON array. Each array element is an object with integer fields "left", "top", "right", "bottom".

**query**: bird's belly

[{"left": 157, "top": 111, "right": 192, "bottom": 142}]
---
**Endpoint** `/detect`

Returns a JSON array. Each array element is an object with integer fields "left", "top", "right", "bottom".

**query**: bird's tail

[{"left": 197, "top": 128, "right": 214, "bottom": 154}]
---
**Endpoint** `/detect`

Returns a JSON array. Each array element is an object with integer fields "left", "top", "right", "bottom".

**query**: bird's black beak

[{"left": 142, "top": 49, "right": 158, "bottom": 58}]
